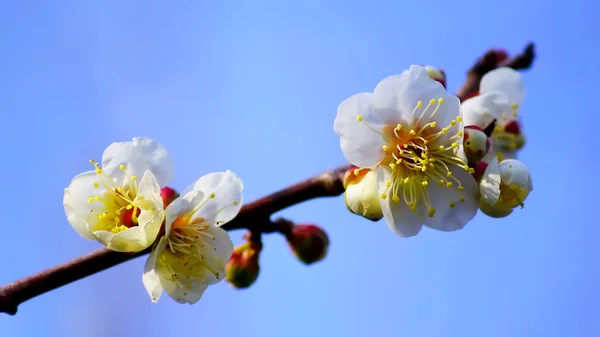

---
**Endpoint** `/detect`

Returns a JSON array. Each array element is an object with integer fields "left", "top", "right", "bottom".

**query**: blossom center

[
  {"left": 360, "top": 98, "right": 473, "bottom": 217},
  {"left": 87, "top": 160, "right": 141, "bottom": 234}
]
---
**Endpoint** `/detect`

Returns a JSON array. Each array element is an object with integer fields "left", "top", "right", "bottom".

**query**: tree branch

[
  {"left": 0, "top": 43, "right": 536, "bottom": 315},
  {"left": 0, "top": 164, "right": 352, "bottom": 315},
  {"left": 455, "top": 42, "right": 535, "bottom": 101}
]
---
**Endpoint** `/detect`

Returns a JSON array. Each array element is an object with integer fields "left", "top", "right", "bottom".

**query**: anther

[
  {"left": 385, "top": 181, "right": 392, "bottom": 187},
  {"left": 417, "top": 101, "right": 423, "bottom": 108},
  {"left": 457, "top": 186, "right": 464, "bottom": 191},
  {"left": 446, "top": 172, "right": 452, "bottom": 177},
  {"left": 428, "top": 208, "right": 436, "bottom": 217},
  {"left": 450, "top": 120, "right": 457, "bottom": 126},
  {"left": 356, "top": 115, "right": 363, "bottom": 121},
  {"left": 380, "top": 193, "right": 387, "bottom": 200},
  {"left": 383, "top": 145, "right": 390, "bottom": 151},
  {"left": 438, "top": 98, "right": 443, "bottom": 104},
  {"left": 396, "top": 124, "right": 402, "bottom": 131},
  {"left": 446, "top": 182, "right": 453, "bottom": 187},
  {"left": 93, "top": 182, "right": 99, "bottom": 188},
  {"left": 459, "top": 196, "right": 465, "bottom": 202},
  {"left": 119, "top": 165, "right": 125, "bottom": 170},
  {"left": 353, "top": 169, "right": 360, "bottom": 176},
  {"left": 210, "top": 193, "right": 216, "bottom": 199},
  {"left": 131, "top": 176, "right": 137, "bottom": 181},
  {"left": 456, "top": 116, "right": 462, "bottom": 122},
  {"left": 449, "top": 201, "right": 456, "bottom": 208},
  {"left": 409, "top": 130, "right": 416, "bottom": 135},
  {"left": 439, "top": 145, "right": 445, "bottom": 151},
  {"left": 392, "top": 195, "right": 400, "bottom": 203},
  {"left": 429, "top": 99, "right": 435, "bottom": 105}
]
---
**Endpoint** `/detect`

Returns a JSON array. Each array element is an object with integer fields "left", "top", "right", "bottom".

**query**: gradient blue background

[{"left": 1, "top": 1, "right": 597, "bottom": 336}]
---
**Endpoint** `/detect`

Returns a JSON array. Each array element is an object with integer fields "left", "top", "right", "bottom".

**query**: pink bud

[
  {"left": 225, "top": 239, "right": 262, "bottom": 289},
  {"left": 160, "top": 187, "right": 179, "bottom": 208},
  {"left": 286, "top": 224, "right": 329, "bottom": 265}
]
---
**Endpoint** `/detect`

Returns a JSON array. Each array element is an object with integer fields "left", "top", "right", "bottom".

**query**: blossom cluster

[
  {"left": 337, "top": 65, "right": 533, "bottom": 236},
  {"left": 61, "top": 64, "right": 533, "bottom": 306},
  {"left": 63, "top": 138, "right": 243, "bottom": 304}
]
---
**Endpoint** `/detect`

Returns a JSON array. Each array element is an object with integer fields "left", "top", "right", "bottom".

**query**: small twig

[
  {"left": 0, "top": 44, "right": 537, "bottom": 315},
  {"left": 456, "top": 43, "right": 536, "bottom": 101}
]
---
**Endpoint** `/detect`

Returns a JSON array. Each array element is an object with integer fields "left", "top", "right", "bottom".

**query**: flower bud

[
  {"left": 285, "top": 224, "right": 329, "bottom": 265},
  {"left": 463, "top": 125, "right": 491, "bottom": 164},
  {"left": 479, "top": 158, "right": 533, "bottom": 218},
  {"left": 160, "top": 186, "right": 179, "bottom": 208},
  {"left": 493, "top": 119, "right": 526, "bottom": 153},
  {"left": 225, "top": 239, "right": 262, "bottom": 289},
  {"left": 423, "top": 65, "right": 447, "bottom": 88},
  {"left": 343, "top": 168, "right": 383, "bottom": 221}
]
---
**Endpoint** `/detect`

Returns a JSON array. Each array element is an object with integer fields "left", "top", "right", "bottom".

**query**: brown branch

[
  {"left": 0, "top": 164, "right": 352, "bottom": 315},
  {"left": 0, "top": 43, "right": 537, "bottom": 316},
  {"left": 456, "top": 42, "right": 536, "bottom": 101}
]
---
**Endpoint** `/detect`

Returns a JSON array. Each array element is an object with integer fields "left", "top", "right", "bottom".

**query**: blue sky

[{"left": 0, "top": 1, "right": 598, "bottom": 336}]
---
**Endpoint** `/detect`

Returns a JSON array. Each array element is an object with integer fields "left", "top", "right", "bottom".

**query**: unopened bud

[
  {"left": 479, "top": 159, "right": 533, "bottom": 218},
  {"left": 463, "top": 125, "right": 491, "bottom": 164},
  {"left": 343, "top": 168, "right": 383, "bottom": 221},
  {"left": 286, "top": 224, "right": 329, "bottom": 265},
  {"left": 225, "top": 239, "right": 262, "bottom": 289},
  {"left": 423, "top": 65, "right": 447, "bottom": 88},
  {"left": 160, "top": 187, "right": 179, "bottom": 208},
  {"left": 493, "top": 119, "right": 526, "bottom": 152}
]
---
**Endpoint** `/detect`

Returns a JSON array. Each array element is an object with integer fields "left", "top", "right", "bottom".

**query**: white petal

[
  {"left": 143, "top": 237, "right": 168, "bottom": 303},
  {"left": 376, "top": 166, "right": 424, "bottom": 237},
  {"left": 480, "top": 67, "right": 526, "bottom": 107},
  {"left": 334, "top": 92, "right": 386, "bottom": 168},
  {"left": 424, "top": 168, "right": 479, "bottom": 232},
  {"left": 199, "top": 225, "right": 234, "bottom": 285},
  {"left": 164, "top": 189, "right": 206, "bottom": 235},
  {"left": 63, "top": 171, "right": 103, "bottom": 240},
  {"left": 372, "top": 65, "right": 459, "bottom": 128},
  {"left": 460, "top": 92, "right": 508, "bottom": 129},
  {"left": 183, "top": 171, "right": 244, "bottom": 226},
  {"left": 480, "top": 156, "right": 501, "bottom": 205},
  {"left": 154, "top": 254, "right": 210, "bottom": 304},
  {"left": 101, "top": 137, "right": 174, "bottom": 187},
  {"left": 93, "top": 171, "right": 165, "bottom": 252},
  {"left": 499, "top": 159, "right": 532, "bottom": 190}
]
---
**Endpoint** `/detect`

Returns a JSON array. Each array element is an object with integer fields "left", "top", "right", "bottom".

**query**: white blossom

[
  {"left": 63, "top": 137, "right": 173, "bottom": 252},
  {"left": 334, "top": 65, "right": 479, "bottom": 237}
]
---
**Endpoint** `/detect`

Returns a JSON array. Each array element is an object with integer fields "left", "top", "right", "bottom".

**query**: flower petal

[
  {"left": 63, "top": 171, "right": 103, "bottom": 240},
  {"left": 376, "top": 166, "right": 424, "bottom": 237},
  {"left": 101, "top": 137, "right": 174, "bottom": 187},
  {"left": 93, "top": 171, "right": 165, "bottom": 252},
  {"left": 143, "top": 237, "right": 169, "bottom": 303},
  {"left": 199, "top": 225, "right": 234, "bottom": 285},
  {"left": 480, "top": 67, "right": 526, "bottom": 107},
  {"left": 461, "top": 92, "right": 508, "bottom": 129},
  {"left": 480, "top": 156, "right": 501, "bottom": 205},
  {"left": 164, "top": 188, "right": 206, "bottom": 235},
  {"left": 182, "top": 171, "right": 243, "bottom": 226},
  {"left": 499, "top": 159, "right": 532, "bottom": 190},
  {"left": 372, "top": 65, "right": 458, "bottom": 128},
  {"left": 334, "top": 92, "right": 386, "bottom": 168},
  {"left": 424, "top": 167, "right": 479, "bottom": 232}
]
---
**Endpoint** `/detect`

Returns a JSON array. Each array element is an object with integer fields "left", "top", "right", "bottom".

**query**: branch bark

[{"left": 0, "top": 44, "right": 536, "bottom": 315}]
